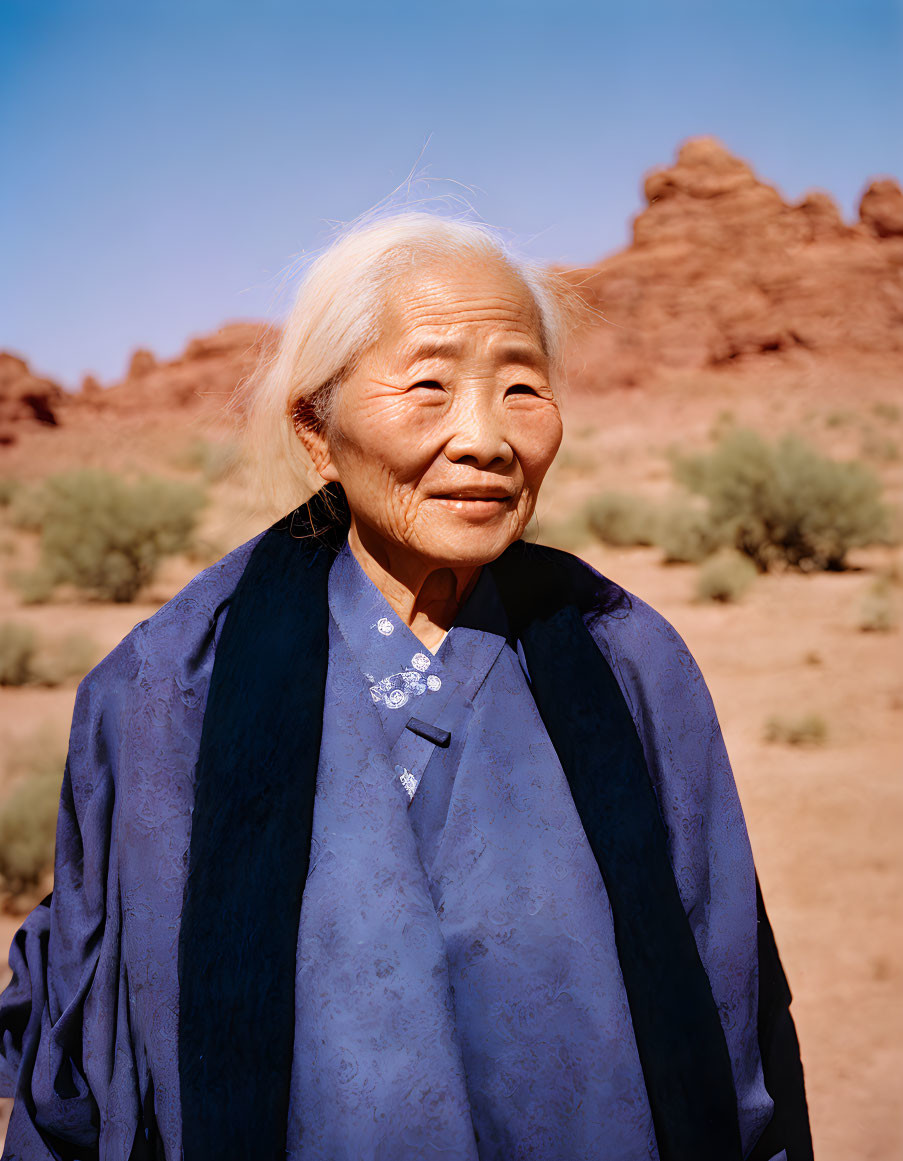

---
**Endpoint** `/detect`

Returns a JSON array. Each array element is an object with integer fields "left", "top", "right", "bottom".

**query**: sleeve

[
  {"left": 745, "top": 879, "right": 814, "bottom": 1161},
  {"left": 600, "top": 595, "right": 813, "bottom": 1161},
  {"left": 0, "top": 651, "right": 146, "bottom": 1160}
]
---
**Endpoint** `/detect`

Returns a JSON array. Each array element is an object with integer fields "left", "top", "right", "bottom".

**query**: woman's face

[{"left": 305, "top": 253, "right": 563, "bottom": 572}]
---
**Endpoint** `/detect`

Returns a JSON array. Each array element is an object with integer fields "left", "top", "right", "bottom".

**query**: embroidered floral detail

[
  {"left": 426, "top": 675, "right": 442, "bottom": 691},
  {"left": 395, "top": 765, "right": 419, "bottom": 799},
  {"left": 369, "top": 669, "right": 427, "bottom": 709},
  {"left": 376, "top": 618, "right": 394, "bottom": 636},
  {"left": 411, "top": 652, "right": 430, "bottom": 672}
]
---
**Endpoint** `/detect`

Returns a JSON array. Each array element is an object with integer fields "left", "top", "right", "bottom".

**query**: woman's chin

[{"left": 416, "top": 511, "right": 525, "bottom": 566}]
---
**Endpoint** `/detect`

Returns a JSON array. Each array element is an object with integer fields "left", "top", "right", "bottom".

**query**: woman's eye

[
  {"left": 505, "top": 383, "right": 539, "bottom": 397},
  {"left": 411, "top": 380, "right": 444, "bottom": 391}
]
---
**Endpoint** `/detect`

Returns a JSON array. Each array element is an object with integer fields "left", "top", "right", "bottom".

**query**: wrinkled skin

[{"left": 297, "top": 253, "right": 563, "bottom": 650}]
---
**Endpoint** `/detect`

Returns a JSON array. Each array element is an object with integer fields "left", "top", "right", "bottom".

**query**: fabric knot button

[
  {"left": 426, "top": 674, "right": 442, "bottom": 691},
  {"left": 405, "top": 717, "right": 452, "bottom": 747},
  {"left": 411, "top": 652, "right": 431, "bottom": 671},
  {"left": 376, "top": 617, "right": 394, "bottom": 636}
]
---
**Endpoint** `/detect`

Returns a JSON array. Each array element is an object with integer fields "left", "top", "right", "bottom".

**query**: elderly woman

[{"left": 0, "top": 212, "right": 811, "bottom": 1161}]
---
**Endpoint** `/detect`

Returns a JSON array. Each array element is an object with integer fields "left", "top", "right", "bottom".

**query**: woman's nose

[{"left": 443, "top": 394, "right": 514, "bottom": 469}]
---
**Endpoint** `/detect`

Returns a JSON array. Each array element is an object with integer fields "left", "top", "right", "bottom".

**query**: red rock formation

[
  {"left": 0, "top": 353, "right": 66, "bottom": 444},
  {"left": 1, "top": 139, "right": 900, "bottom": 442},
  {"left": 76, "top": 321, "right": 278, "bottom": 416},
  {"left": 859, "top": 178, "right": 903, "bottom": 239},
  {"left": 560, "top": 137, "right": 903, "bottom": 390},
  {"left": 127, "top": 348, "right": 157, "bottom": 379}
]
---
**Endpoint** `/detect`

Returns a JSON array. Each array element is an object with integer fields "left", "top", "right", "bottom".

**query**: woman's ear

[{"left": 292, "top": 402, "right": 340, "bottom": 484}]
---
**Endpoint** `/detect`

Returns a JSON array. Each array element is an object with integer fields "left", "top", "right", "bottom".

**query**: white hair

[{"left": 237, "top": 209, "right": 589, "bottom": 515}]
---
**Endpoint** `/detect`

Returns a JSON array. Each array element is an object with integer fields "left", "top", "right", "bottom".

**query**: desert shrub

[
  {"left": 763, "top": 712, "right": 828, "bottom": 746},
  {"left": 0, "top": 729, "right": 66, "bottom": 895},
  {"left": 0, "top": 772, "right": 61, "bottom": 894},
  {"left": 536, "top": 511, "right": 593, "bottom": 551},
  {"left": 0, "top": 621, "right": 38, "bottom": 685},
  {"left": 669, "top": 427, "right": 893, "bottom": 571},
  {"left": 0, "top": 477, "right": 20, "bottom": 507},
  {"left": 707, "top": 408, "right": 737, "bottom": 443},
  {"left": 8, "top": 481, "right": 50, "bottom": 531},
  {"left": 0, "top": 621, "right": 99, "bottom": 686},
  {"left": 553, "top": 447, "right": 596, "bottom": 476},
  {"left": 857, "top": 575, "right": 898, "bottom": 633},
  {"left": 184, "top": 536, "right": 229, "bottom": 567},
  {"left": 29, "top": 633, "right": 99, "bottom": 685},
  {"left": 586, "top": 490, "right": 661, "bottom": 547},
  {"left": 694, "top": 549, "right": 758, "bottom": 603},
  {"left": 859, "top": 428, "right": 899, "bottom": 463},
  {"left": 8, "top": 562, "right": 56, "bottom": 605},
  {"left": 11, "top": 469, "right": 206, "bottom": 602},
  {"left": 872, "top": 401, "right": 900, "bottom": 423},
  {"left": 655, "top": 500, "right": 725, "bottom": 564},
  {"left": 173, "top": 438, "right": 241, "bottom": 484}
]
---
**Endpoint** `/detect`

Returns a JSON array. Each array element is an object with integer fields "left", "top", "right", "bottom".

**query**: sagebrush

[
  {"left": 0, "top": 729, "right": 66, "bottom": 896},
  {"left": 10, "top": 469, "right": 205, "bottom": 602},
  {"left": 668, "top": 426, "right": 893, "bottom": 571}
]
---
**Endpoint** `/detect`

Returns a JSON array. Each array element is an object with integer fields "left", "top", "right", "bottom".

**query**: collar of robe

[{"left": 176, "top": 482, "right": 744, "bottom": 1161}]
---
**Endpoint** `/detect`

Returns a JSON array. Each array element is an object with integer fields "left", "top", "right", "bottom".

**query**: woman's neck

[{"left": 346, "top": 521, "right": 482, "bottom": 652}]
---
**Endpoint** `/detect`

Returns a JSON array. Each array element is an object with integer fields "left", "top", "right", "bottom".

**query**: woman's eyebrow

[
  {"left": 404, "top": 338, "right": 546, "bottom": 368},
  {"left": 405, "top": 339, "right": 460, "bottom": 364},
  {"left": 492, "top": 342, "right": 546, "bottom": 369}
]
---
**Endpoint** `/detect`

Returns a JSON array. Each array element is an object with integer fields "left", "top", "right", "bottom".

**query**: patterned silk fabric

[
  {"left": 0, "top": 534, "right": 780, "bottom": 1160},
  {"left": 287, "top": 541, "right": 776, "bottom": 1160}
]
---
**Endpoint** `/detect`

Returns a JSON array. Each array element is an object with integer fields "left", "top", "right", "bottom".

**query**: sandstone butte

[{"left": 1, "top": 136, "right": 901, "bottom": 446}]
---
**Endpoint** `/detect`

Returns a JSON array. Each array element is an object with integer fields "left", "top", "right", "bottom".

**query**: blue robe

[{"left": 1, "top": 532, "right": 787, "bottom": 1160}]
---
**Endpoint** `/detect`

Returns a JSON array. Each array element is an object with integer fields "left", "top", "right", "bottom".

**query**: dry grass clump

[
  {"left": 656, "top": 499, "right": 725, "bottom": 564},
  {"left": 694, "top": 549, "right": 758, "bottom": 603},
  {"left": 0, "top": 620, "right": 98, "bottom": 687},
  {"left": 668, "top": 426, "right": 894, "bottom": 572},
  {"left": 171, "top": 438, "right": 242, "bottom": 484},
  {"left": 857, "top": 573, "right": 899, "bottom": 633},
  {"left": 7, "top": 468, "right": 205, "bottom": 603},
  {"left": 0, "top": 478, "right": 20, "bottom": 507},
  {"left": 585, "top": 491, "right": 661, "bottom": 547},
  {"left": 763, "top": 712, "right": 829, "bottom": 746},
  {"left": 578, "top": 426, "right": 895, "bottom": 577},
  {"left": 0, "top": 728, "right": 66, "bottom": 898}
]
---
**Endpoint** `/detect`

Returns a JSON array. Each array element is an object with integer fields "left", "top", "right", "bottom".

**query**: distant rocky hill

[
  {"left": 0, "top": 322, "right": 276, "bottom": 446},
  {"left": 1, "top": 136, "right": 901, "bottom": 446},
  {"left": 559, "top": 136, "right": 903, "bottom": 390}
]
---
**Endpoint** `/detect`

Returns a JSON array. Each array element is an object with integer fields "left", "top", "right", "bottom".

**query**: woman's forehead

[{"left": 378, "top": 254, "right": 545, "bottom": 354}]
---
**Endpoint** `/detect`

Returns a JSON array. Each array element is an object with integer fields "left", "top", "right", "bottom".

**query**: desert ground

[
  {"left": 0, "top": 359, "right": 901, "bottom": 1159},
  {"left": 1, "top": 137, "right": 901, "bottom": 1157}
]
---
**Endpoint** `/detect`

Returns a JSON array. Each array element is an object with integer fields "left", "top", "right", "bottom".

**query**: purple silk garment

[
  {"left": 289, "top": 541, "right": 779, "bottom": 1161},
  {"left": 0, "top": 534, "right": 264, "bottom": 1160},
  {"left": 1, "top": 532, "right": 781, "bottom": 1160}
]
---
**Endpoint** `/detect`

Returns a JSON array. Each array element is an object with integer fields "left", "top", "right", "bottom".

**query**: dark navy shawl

[
  {"left": 0, "top": 481, "right": 810, "bottom": 1160},
  {"left": 177, "top": 482, "right": 810, "bottom": 1161}
]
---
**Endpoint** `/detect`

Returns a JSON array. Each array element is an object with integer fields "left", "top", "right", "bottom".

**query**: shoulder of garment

[
  {"left": 513, "top": 542, "right": 749, "bottom": 942},
  {"left": 515, "top": 541, "right": 719, "bottom": 730},
  {"left": 72, "top": 529, "right": 270, "bottom": 732},
  {"left": 32, "top": 529, "right": 271, "bottom": 907},
  {"left": 0, "top": 529, "right": 272, "bottom": 1154}
]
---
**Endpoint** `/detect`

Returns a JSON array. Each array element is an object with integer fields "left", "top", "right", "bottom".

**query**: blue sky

[{"left": 1, "top": 0, "right": 900, "bottom": 388}]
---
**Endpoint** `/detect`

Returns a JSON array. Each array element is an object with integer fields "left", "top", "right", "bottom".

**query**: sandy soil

[{"left": 1, "top": 368, "right": 901, "bottom": 1158}]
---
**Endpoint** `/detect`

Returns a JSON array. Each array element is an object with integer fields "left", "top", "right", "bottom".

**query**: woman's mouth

[{"left": 431, "top": 493, "right": 515, "bottom": 516}]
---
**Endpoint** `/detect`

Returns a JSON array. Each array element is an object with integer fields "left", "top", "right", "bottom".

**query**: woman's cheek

[{"left": 512, "top": 408, "right": 562, "bottom": 462}]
